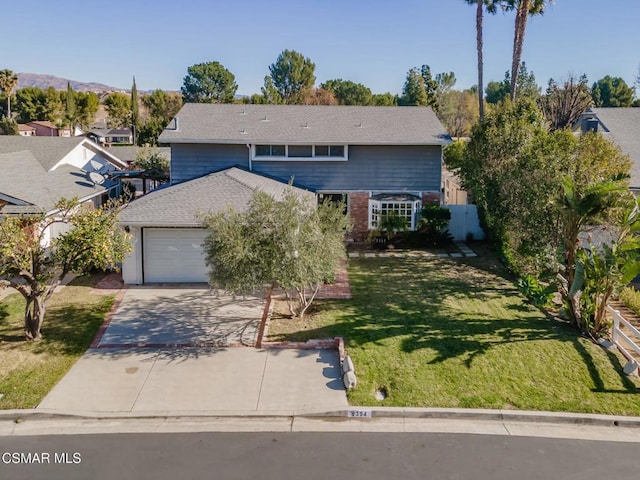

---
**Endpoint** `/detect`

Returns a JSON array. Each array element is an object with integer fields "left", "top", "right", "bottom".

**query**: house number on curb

[{"left": 347, "top": 410, "right": 372, "bottom": 418}]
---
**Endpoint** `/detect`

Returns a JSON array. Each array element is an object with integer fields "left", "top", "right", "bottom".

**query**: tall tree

[
  {"left": 0, "top": 69, "right": 18, "bottom": 118},
  {"left": 0, "top": 198, "right": 131, "bottom": 341},
  {"left": 265, "top": 50, "right": 316, "bottom": 104},
  {"left": 591, "top": 75, "right": 635, "bottom": 107},
  {"left": 506, "top": 0, "right": 549, "bottom": 101},
  {"left": 465, "top": 1, "right": 499, "bottom": 120},
  {"left": 142, "top": 89, "right": 182, "bottom": 123},
  {"left": 181, "top": 61, "right": 237, "bottom": 103},
  {"left": 75, "top": 91, "right": 99, "bottom": 128},
  {"left": 131, "top": 76, "right": 139, "bottom": 144},
  {"left": 64, "top": 82, "right": 76, "bottom": 129},
  {"left": 539, "top": 74, "right": 592, "bottom": 130},
  {"left": 401, "top": 68, "right": 429, "bottom": 106},
  {"left": 485, "top": 62, "right": 539, "bottom": 103}
]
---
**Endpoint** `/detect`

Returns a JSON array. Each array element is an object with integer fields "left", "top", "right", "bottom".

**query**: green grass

[
  {"left": 269, "top": 253, "right": 640, "bottom": 415},
  {"left": 0, "top": 275, "right": 115, "bottom": 409}
]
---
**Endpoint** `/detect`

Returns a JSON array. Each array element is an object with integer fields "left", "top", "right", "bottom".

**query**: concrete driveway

[
  {"left": 37, "top": 285, "right": 348, "bottom": 413},
  {"left": 97, "top": 286, "right": 263, "bottom": 347}
]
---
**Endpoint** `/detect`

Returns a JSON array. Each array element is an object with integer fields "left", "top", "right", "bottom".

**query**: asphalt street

[{"left": 1, "top": 432, "right": 639, "bottom": 480}]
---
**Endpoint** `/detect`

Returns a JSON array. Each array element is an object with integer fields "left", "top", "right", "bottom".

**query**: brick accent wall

[
  {"left": 422, "top": 191, "right": 441, "bottom": 205},
  {"left": 348, "top": 192, "right": 370, "bottom": 242}
]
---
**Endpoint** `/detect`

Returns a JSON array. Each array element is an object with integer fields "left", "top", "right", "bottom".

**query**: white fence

[
  {"left": 447, "top": 205, "right": 485, "bottom": 241},
  {"left": 607, "top": 305, "right": 640, "bottom": 374}
]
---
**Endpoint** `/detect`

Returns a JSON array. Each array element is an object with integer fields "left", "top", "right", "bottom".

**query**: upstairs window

[{"left": 253, "top": 144, "right": 348, "bottom": 161}]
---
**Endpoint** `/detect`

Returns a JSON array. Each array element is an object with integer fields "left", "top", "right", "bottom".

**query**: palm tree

[
  {"left": 465, "top": 1, "right": 499, "bottom": 121},
  {"left": 0, "top": 69, "right": 18, "bottom": 118},
  {"left": 507, "top": 0, "right": 549, "bottom": 101}
]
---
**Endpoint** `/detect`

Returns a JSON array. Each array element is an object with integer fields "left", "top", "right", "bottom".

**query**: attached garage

[
  {"left": 143, "top": 228, "right": 209, "bottom": 283},
  {"left": 118, "top": 167, "right": 315, "bottom": 285}
]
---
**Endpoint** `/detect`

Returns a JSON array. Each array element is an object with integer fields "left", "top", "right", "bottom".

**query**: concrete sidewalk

[{"left": 37, "top": 347, "right": 347, "bottom": 414}]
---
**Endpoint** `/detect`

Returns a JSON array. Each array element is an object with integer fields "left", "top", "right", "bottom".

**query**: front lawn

[
  {"left": 268, "top": 251, "right": 640, "bottom": 415},
  {"left": 0, "top": 275, "right": 115, "bottom": 409}
]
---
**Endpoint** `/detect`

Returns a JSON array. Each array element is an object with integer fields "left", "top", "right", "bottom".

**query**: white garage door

[{"left": 143, "top": 228, "right": 209, "bottom": 283}]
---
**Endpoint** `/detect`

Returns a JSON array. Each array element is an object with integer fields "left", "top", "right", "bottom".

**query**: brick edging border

[{"left": 90, "top": 287, "right": 127, "bottom": 348}]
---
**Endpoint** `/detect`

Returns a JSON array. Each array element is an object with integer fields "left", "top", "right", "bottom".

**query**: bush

[
  {"left": 517, "top": 274, "right": 555, "bottom": 308},
  {"left": 414, "top": 204, "right": 453, "bottom": 247},
  {"left": 619, "top": 287, "right": 640, "bottom": 316}
]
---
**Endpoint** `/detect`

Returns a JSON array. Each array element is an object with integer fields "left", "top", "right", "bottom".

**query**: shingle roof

[
  {"left": 158, "top": 104, "right": 451, "bottom": 145},
  {"left": 0, "top": 151, "right": 106, "bottom": 214},
  {"left": 118, "top": 167, "right": 315, "bottom": 226},
  {"left": 0, "top": 136, "right": 85, "bottom": 170},
  {"left": 106, "top": 146, "right": 171, "bottom": 164},
  {"left": 590, "top": 108, "right": 640, "bottom": 189}
]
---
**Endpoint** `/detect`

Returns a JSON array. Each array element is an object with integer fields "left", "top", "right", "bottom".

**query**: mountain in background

[{"left": 17, "top": 73, "right": 124, "bottom": 92}]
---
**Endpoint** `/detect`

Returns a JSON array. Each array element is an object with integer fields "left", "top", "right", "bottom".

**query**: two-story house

[{"left": 118, "top": 104, "right": 450, "bottom": 284}]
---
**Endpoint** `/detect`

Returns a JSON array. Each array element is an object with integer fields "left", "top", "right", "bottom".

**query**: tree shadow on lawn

[
  {"left": 572, "top": 338, "right": 639, "bottom": 393},
  {"left": 276, "top": 256, "right": 639, "bottom": 395}
]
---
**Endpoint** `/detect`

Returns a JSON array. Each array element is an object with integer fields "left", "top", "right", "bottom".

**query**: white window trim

[
  {"left": 251, "top": 144, "right": 348, "bottom": 161},
  {"left": 368, "top": 198, "right": 422, "bottom": 231}
]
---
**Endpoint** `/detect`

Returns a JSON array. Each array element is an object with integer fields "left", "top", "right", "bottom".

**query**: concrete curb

[{"left": 1, "top": 407, "right": 639, "bottom": 428}]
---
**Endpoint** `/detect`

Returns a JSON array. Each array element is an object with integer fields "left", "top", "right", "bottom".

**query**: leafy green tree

[
  {"left": 104, "top": 92, "right": 132, "bottom": 128},
  {"left": 75, "top": 91, "right": 99, "bottom": 128},
  {"left": 485, "top": 62, "right": 539, "bottom": 104},
  {"left": 15, "top": 87, "right": 46, "bottom": 123},
  {"left": 259, "top": 77, "right": 283, "bottom": 104},
  {"left": 43, "top": 87, "right": 63, "bottom": 123},
  {"left": 0, "top": 198, "right": 131, "bottom": 341},
  {"left": 265, "top": 50, "right": 316, "bottom": 104},
  {"left": 371, "top": 92, "right": 397, "bottom": 106},
  {"left": 136, "top": 117, "right": 165, "bottom": 146},
  {"left": 539, "top": 74, "right": 592, "bottom": 130},
  {"left": 131, "top": 77, "right": 139, "bottom": 143},
  {"left": 0, "top": 116, "right": 18, "bottom": 135},
  {"left": 142, "top": 89, "right": 182, "bottom": 124},
  {"left": 181, "top": 61, "right": 237, "bottom": 103},
  {"left": 201, "top": 189, "right": 350, "bottom": 318},
  {"left": 400, "top": 68, "right": 429, "bottom": 106},
  {"left": 321, "top": 79, "right": 372, "bottom": 105},
  {"left": 592, "top": 75, "right": 635, "bottom": 107},
  {"left": 0, "top": 69, "right": 18, "bottom": 118}
]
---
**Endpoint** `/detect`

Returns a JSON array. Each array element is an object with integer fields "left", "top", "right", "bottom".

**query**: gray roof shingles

[
  {"left": 0, "top": 136, "right": 85, "bottom": 171},
  {"left": 591, "top": 108, "right": 640, "bottom": 189},
  {"left": 118, "top": 167, "right": 315, "bottom": 226},
  {"left": 159, "top": 104, "right": 451, "bottom": 145},
  {"left": 0, "top": 150, "right": 106, "bottom": 214}
]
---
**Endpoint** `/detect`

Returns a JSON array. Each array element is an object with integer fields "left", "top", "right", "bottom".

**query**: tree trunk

[
  {"left": 24, "top": 294, "right": 46, "bottom": 341},
  {"left": 476, "top": 0, "right": 485, "bottom": 121},
  {"left": 510, "top": 0, "right": 530, "bottom": 101}
]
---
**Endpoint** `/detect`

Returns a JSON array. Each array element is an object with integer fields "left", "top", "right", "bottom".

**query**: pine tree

[{"left": 65, "top": 82, "right": 76, "bottom": 129}]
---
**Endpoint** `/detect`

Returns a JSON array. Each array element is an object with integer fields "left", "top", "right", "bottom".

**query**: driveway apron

[{"left": 37, "top": 286, "right": 348, "bottom": 413}]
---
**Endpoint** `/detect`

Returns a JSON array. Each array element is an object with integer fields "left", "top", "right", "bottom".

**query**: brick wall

[
  {"left": 422, "top": 191, "right": 441, "bottom": 205},
  {"left": 348, "top": 192, "right": 370, "bottom": 242}
]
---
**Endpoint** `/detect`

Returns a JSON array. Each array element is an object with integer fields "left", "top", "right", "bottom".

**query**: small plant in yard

[
  {"left": 517, "top": 274, "right": 555, "bottom": 308},
  {"left": 416, "top": 203, "right": 453, "bottom": 247}
]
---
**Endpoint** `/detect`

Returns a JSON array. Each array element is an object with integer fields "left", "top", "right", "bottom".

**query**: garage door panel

[{"left": 143, "top": 228, "right": 209, "bottom": 283}]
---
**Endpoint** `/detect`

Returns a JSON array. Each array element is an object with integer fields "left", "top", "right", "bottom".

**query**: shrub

[
  {"left": 619, "top": 287, "right": 640, "bottom": 316},
  {"left": 517, "top": 275, "right": 555, "bottom": 308}
]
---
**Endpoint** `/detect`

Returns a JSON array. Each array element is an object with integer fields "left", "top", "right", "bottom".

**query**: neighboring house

[
  {"left": 17, "top": 124, "right": 36, "bottom": 136},
  {"left": 118, "top": 167, "right": 314, "bottom": 284},
  {"left": 442, "top": 166, "right": 470, "bottom": 205},
  {"left": 0, "top": 137, "right": 128, "bottom": 246},
  {"left": 574, "top": 108, "right": 640, "bottom": 196},
  {"left": 117, "top": 104, "right": 449, "bottom": 284},
  {"left": 87, "top": 127, "right": 133, "bottom": 145},
  {"left": 26, "top": 121, "right": 72, "bottom": 137}
]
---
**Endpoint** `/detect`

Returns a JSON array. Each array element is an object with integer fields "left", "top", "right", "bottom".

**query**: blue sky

[{"left": 3, "top": 0, "right": 640, "bottom": 95}]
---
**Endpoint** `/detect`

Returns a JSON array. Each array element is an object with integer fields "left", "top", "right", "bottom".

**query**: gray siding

[
  {"left": 171, "top": 144, "right": 441, "bottom": 191},
  {"left": 170, "top": 144, "right": 249, "bottom": 184}
]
